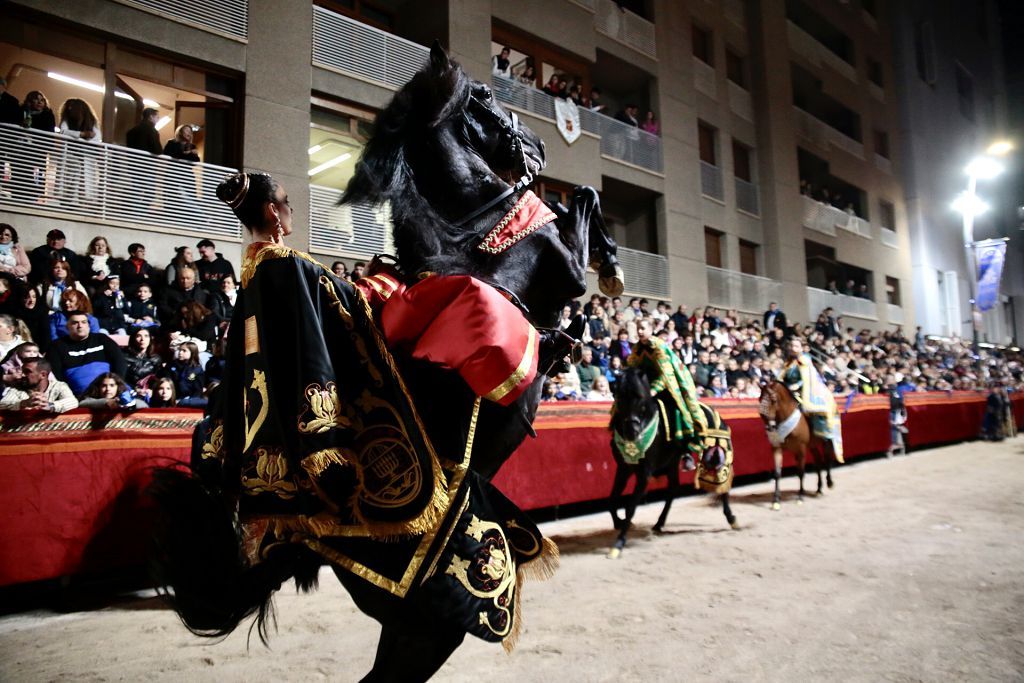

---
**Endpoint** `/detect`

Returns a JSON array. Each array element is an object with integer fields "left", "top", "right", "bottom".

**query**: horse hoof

[
  {"left": 653, "top": 526, "right": 664, "bottom": 535},
  {"left": 771, "top": 502, "right": 781, "bottom": 511},
  {"left": 729, "top": 518, "right": 740, "bottom": 530},
  {"left": 607, "top": 547, "right": 621, "bottom": 560},
  {"left": 796, "top": 498, "right": 803, "bottom": 506},
  {"left": 827, "top": 480, "right": 835, "bottom": 489}
]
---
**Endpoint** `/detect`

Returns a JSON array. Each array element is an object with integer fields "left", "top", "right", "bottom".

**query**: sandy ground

[{"left": 2, "top": 439, "right": 1023, "bottom": 682}]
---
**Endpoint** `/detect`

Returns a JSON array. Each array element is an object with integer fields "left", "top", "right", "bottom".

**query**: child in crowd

[
  {"left": 93, "top": 274, "right": 128, "bottom": 334},
  {"left": 126, "top": 283, "right": 159, "bottom": 327},
  {"left": 163, "top": 340, "right": 206, "bottom": 407}
]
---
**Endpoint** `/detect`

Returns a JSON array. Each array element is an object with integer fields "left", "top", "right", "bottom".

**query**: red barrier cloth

[{"left": 0, "top": 408, "right": 199, "bottom": 586}]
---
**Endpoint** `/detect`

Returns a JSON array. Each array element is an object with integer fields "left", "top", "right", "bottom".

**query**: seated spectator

[
  {"left": 606, "top": 354, "right": 625, "bottom": 393},
  {"left": 124, "top": 326, "right": 161, "bottom": 390},
  {"left": 0, "top": 358, "right": 78, "bottom": 414},
  {"left": 587, "top": 375, "right": 614, "bottom": 401},
  {"left": 575, "top": 346, "right": 603, "bottom": 396},
  {"left": 331, "top": 260, "right": 349, "bottom": 280},
  {"left": 165, "top": 245, "right": 195, "bottom": 287},
  {"left": 609, "top": 328, "right": 632, "bottom": 362},
  {"left": 148, "top": 376, "right": 177, "bottom": 408},
  {"left": 159, "top": 265, "right": 211, "bottom": 323},
  {"left": 491, "top": 46, "right": 512, "bottom": 78},
  {"left": 176, "top": 300, "right": 217, "bottom": 348},
  {"left": 351, "top": 261, "right": 366, "bottom": 280},
  {"left": 38, "top": 257, "right": 88, "bottom": 313},
  {"left": 195, "top": 239, "right": 236, "bottom": 293},
  {"left": 163, "top": 125, "right": 200, "bottom": 161},
  {"left": 1, "top": 341, "right": 41, "bottom": 385},
  {"left": 14, "top": 286, "right": 48, "bottom": 352},
  {"left": 78, "top": 372, "right": 147, "bottom": 411},
  {"left": 162, "top": 341, "right": 206, "bottom": 407},
  {"left": 0, "top": 224, "right": 30, "bottom": 280},
  {"left": 93, "top": 274, "right": 129, "bottom": 334},
  {"left": 126, "top": 283, "right": 160, "bottom": 328},
  {"left": 50, "top": 289, "right": 99, "bottom": 341},
  {"left": 29, "top": 230, "right": 81, "bottom": 287},
  {"left": 119, "top": 243, "right": 154, "bottom": 293},
  {"left": 205, "top": 336, "right": 227, "bottom": 387},
  {"left": 125, "top": 107, "right": 163, "bottom": 155},
  {"left": 0, "top": 314, "right": 25, "bottom": 358},
  {"left": 49, "top": 312, "right": 126, "bottom": 396},
  {"left": 82, "top": 235, "right": 118, "bottom": 293},
  {"left": 209, "top": 274, "right": 237, "bottom": 324}
]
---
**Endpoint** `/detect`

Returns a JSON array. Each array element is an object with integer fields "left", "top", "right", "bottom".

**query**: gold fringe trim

[
  {"left": 300, "top": 448, "right": 351, "bottom": 478},
  {"left": 503, "top": 577, "right": 524, "bottom": 654},
  {"left": 347, "top": 473, "right": 451, "bottom": 541},
  {"left": 502, "top": 537, "right": 560, "bottom": 653}
]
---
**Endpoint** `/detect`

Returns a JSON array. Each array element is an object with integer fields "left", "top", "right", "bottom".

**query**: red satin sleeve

[{"left": 380, "top": 275, "right": 538, "bottom": 406}]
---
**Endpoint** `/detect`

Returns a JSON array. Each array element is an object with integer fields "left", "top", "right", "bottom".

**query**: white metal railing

[
  {"left": 874, "top": 154, "right": 892, "bottom": 174},
  {"left": 113, "top": 0, "right": 248, "bottom": 40},
  {"left": 786, "top": 21, "right": 856, "bottom": 82},
  {"left": 794, "top": 106, "right": 864, "bottom": 159},
  {"left": 801, "top": 195, "right": 838, "bottom": 235},
  {"left": 700, "top": 161, "right": 724, "bottom": 200},
  {"left": 724, "top": 0, "right": 746, "bottom": 28},
  {"left": 595, "top": 0, "right": 657, "bottom": 59},
  {"left": 707, "top": 266, "right": 781, "bottom": 314},
  {"left": 0, "top": 124, "right": 241, "bottom": 239},
  {"left": 312, "top": 6, "right": 428, "bottom": 90},
  {"left": 492, "top": 75, "right": 663, "bottom": 173},
  {"left": 617, "top": 246, "right": 669, "bottom": 298},
  {"left": 824, "top": 126, "right": 865, "bottom": 159},
  {"left": 880, "top": 226, "right": 898, "bottom": 248},
  {"left": 735, "top": 177, "right": 760, "bottom": 216},
  {"left": 693, "top": 58, "right": 717, "bottom": 99},
  {"left": 309, "top": 184, "right": 392, "bottom": 258},
  {"left": 728, "top": 82, "right": 754, "bottom": 121},
  {"left": 843, "top": 215, "right": 872, "bottom": 238},
  {"left": 887, "top": 303, "right": 904, "bottom": 325},
  {"left": 807, "top": 287, "right": 878, "bottom": 320},
  {"left": 869, "top": 83, "right": 885, "bottom": 101}
]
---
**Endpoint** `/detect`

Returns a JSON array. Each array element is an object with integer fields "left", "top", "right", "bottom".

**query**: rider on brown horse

[{"left": 782, "top": 337, "right": 844, "bottom": 463}]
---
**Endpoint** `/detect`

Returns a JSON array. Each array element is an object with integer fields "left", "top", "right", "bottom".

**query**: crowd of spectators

[{"left": 540, "top": 294, "right": 1024, "bottom": 405}]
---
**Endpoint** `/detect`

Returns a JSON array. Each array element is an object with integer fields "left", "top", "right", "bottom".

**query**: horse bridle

[{"left": 453, "top": 94, "right": 536, "bottom": 228}]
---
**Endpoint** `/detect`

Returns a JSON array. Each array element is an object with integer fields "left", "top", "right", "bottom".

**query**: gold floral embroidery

[
  {"left": 200, "top": 422, "right": 224, "bottom": 460},
  {"left": 298, "top": 382, "right": 351, "bottom": 433},
  {"left": 445, "top": 515, "right": 516, "bottom": 639},
  {"left": 242, "top": 446, "right": 298, "bottom": 499},
  {"left": 244, "top": 369, "right": 269, "bottom": 451}
]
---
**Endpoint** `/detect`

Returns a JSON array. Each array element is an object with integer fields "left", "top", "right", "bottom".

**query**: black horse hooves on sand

[
  {"left": 150, "top": 43, "right": 623, "bottom": 682},
  {"left": 606, "top": 369, "right": 738, "bottom": 560}
]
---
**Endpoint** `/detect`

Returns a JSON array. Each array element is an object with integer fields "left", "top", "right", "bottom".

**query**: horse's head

[
  {"left": 613, "top": 367, "right": 657, "bottom": 441},
  {"left": 758, "top": 379, "right": 778, "bottom": 424}
]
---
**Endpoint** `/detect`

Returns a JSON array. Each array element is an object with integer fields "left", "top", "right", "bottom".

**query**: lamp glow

[
  {"left": 308, "top": 144, "right": 323, "bottom": 155},
  {"left": 965, "top": 156, "right": 1004, "bottom": 180},
  {"left": 952, "top": 192, "right": 989, "bottom": 217},
  {"left": 48, "top": 72, "right": 161, "bottom": 110},
  {"left": 308, "top": 153, "right": 352, "bottom": 176},
  {"left": 154, "top": 116, "right": 172, "bottom": 131},
  {"left": 986, "top": 140, "right": 1014, "bottom": 156}
]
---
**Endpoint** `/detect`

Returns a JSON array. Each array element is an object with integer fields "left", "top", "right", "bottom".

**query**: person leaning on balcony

[
  {"left": 542, "top": 74, "right": 561, "bottom": 97},
  {"left": 517, "top": 63, "right": 536, "bottom": 86},
  {"left": 0, "top": 224, "right": 30, "bottom": 280},
  {"left": 0, "top": 358, "right": 78, "bottom": 414},
  {"left": 58, "top": 98, "right": 101, "bottom": 142},
  {"left": 125, "top": 107, "right": 163, "bottom": 155},
  {"left": 586, "top": 87, "right": 605, "bottom": 113},
  {"left": 163, "top": 125, "right": 200, "bottom": 162},
  {"left": 21, "top": 91, "right": 56, "bottom": 132},
  {"left": 491, "top": 46, "right": 511, "bottom": 78}
]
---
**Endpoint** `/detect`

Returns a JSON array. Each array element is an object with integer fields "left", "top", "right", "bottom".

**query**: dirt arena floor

[{"left": 1, "top": 439, "right": 1023, "bottom": 682}]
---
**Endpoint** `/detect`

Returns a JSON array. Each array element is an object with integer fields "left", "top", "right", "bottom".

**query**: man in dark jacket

[
  {"left": 763, "top": 301, "right": 787, "bottom": 333},
  {"left": 0, "top": 77, "right": 20, "bottom": 125},
  {"left": 158, "top": 265, "right": 212, "bottom": 324},
  {"left": 195, "top": 239, "right": 236, "bottom": 293},
  {"left": 125, "top": 108, "right": 163, "bottom": 155},
  {"left": 49, "top": 312, "right": 127, "bottom": 396},
  {"left": 29, "top": 229, "right": 83, "bottom": 285}
]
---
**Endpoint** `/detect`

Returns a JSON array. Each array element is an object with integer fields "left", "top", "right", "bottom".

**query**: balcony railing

[
  {"left": 312, "top": 5, "right": 428, "bottom": 90},
  {"left": 841, "top": 215, "right": 872, "bottom": 239},
  {"left": 693, "top": 58, "right": 717, "bottom": 99},
  {"left": 309, "top": 184, "right": 392, "bottom": 258},
  {"left": 735, "top": 177, "right": 760, "bottom": 216},
  {"left": 617, "top": 246, "right": 669, "bottom": 298},
  {"left": 786, "top": 20, "right": 857, "bottom": 82},
  {"left": 707, "top": 266, "right": 781, "bottom": 314},
  {"left": 700, "top": 161, "right": 724, "bottom": 201},
  {"left": 880, "top": 226, "right": 898, "bottom": 248},
  {"left": 728, "top": 82, "right": 754, "bottom": 121},
  {"left": 874, "top": 154, "right": 892, "bottom": 174},
  {"left": 0, "top": 124, "right": 240, "bottom": 240},
  {"left": 595, "top": 0, "right": 657, "bottom": 59},
  {"left": 887, "top": 303, "right": 904, "bottom": 325},
  {"left": 114, "top": 0, "right": 248, "bottom": 40},
  {"left": 793, "top": 107, "right": 864, "bottom": 159},
  {"left": 824, "top": 125, "right": 865, "bottom": 160},
  {"left": 807, "top": 287, "right": 878, "bottom": 320},
  {"left": 492, "top": 75, "right": 663, "bottom": 173},
  {"left": 801, "top": 195, "right": 838, "bottom": 236}
]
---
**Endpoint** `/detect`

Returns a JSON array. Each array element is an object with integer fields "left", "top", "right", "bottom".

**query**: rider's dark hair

[{"left": 216, "top": 172, "right": 278, "bottom": 231}]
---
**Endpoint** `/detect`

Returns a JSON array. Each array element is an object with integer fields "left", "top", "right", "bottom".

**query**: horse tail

[{"left": 148, "top": 466, "right": 321, "bottom": 645}]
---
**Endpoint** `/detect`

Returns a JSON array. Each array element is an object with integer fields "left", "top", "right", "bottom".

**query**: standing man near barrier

[
  {"left": 782, "top": 337, "right": 844, "bottom": 462},
  {"left": 628, "top": 318, "right": 707, "bottom": 468}
]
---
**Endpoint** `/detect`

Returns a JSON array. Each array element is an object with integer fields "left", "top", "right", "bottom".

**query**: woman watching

[
  {"left": 49, "top": 288, "right": 99, "bottom": 341},
  {"left": 83, "top": 236, "right": 117, "bottom": 290},
  {"left": 37, "top": 258, "right": 87, "bottom": 313},
  {"left": 79, "top": 372, "right": 147, "bottom": 410},
  {"left": 165, "top": 245, "right": 195, "bottom": 286},
  {"left": 0, "top": 224, "right": 30, "bottom": 280},
  {"left": 124, "top": 326, "right": 161, "bottom": 389}
]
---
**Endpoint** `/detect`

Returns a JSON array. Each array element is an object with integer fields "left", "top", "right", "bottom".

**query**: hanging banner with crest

[
  {"left": 554, "top": 98, "right": 581, "bottom": 145},
  {"left": 974, "top": 238, "right": 1008, "bottom": 312}
]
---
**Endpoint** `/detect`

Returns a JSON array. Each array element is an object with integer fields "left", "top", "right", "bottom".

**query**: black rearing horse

[
  {"left": 151, "top": 43, "right": 622, "bottom": 682},
  {"left": 608, "top": 368, "right": 737, "bottom": 558}
]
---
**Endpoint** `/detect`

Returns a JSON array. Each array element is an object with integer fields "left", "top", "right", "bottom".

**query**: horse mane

[
  {"left": 617, "top": 367, "right": 650, "bottom": 406},
  {"left": 340, "top": 45, "right": 480, "bottom": 275}
]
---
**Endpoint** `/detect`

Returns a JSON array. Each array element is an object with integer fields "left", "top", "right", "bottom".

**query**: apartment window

[
  {"left": 725, "top": 48, "right": 746, "bottom": 88},
  {"left": 704, "top": 228, "right": 723, "bottom": 268},
  {"left": 956, "top": 63, "right": 975, "bottom": 121},
  {"left": 879, "top": 199, "right": 896, "bottom": 230},
  {"left": 692, "top": 24, "right": 713, "bottom": 66},
  {"left": 739, "top": 240, "right": 758, "bottom": 275},
  {"left": 698, "top": 122, "right": 717, "bottom": 165},
  {"left": 886, "top": 276, "right": 901, "bottom": 306},
  {"left": 732, "top": 140, "right": 752, "bottom": 181},
  {"left": 914, "top": 21, "right": 937, "bottom": 85},
  {"left": 873, "top": 130, "right": 890, "bottom": 158},
  {"left": 868, "top": 59, "right": 884, "bottom": 87},
  {"left": 309, "top": 101, "right": 375, "bottom": 189}
]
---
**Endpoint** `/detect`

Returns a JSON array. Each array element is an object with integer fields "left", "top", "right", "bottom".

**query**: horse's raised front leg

[
  {"left": 772, "top": 447, "right": 783, "bottom": 511},
  {"left": 653, "top": 459, "right": 681, "bottom": 534},
  {"left": 721, "top": 492, "right": 738, "bottom": 529},
  {"left": 608, "top": 459, "right": 631, "bottom": 532}
]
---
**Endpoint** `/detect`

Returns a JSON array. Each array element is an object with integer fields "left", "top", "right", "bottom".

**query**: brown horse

[{"left": 758, "top": 379, "right": 834, "bottom": 509}]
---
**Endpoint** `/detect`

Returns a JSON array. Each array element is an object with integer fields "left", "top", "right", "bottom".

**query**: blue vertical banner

[{"left": 974, "top": 239, "right": 1007, "bottom": 312}]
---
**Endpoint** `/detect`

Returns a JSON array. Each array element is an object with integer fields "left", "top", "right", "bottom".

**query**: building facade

[{"left": 2, "top": 0, "right": 982, "bottom": 338}]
